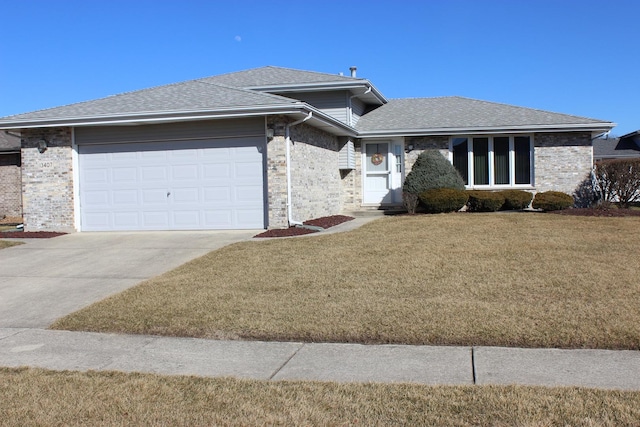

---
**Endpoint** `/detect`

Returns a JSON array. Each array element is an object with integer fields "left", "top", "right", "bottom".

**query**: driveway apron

[{"left": 0, "top": 231, "right": 257, "bottom": 328}]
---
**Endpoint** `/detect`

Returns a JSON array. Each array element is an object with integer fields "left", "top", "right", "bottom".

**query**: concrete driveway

[{"left": 0, "top": 230, "right": 258, "bottom": 328}]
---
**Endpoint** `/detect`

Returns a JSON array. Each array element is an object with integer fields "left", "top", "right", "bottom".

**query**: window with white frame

[{"left": 450, "top": 135, "right": 533, "bottom": 187}]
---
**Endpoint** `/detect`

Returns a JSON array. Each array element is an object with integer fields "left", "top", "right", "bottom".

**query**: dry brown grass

[
  {"left": 52, "top": 213, "right": 640, "bottom": 349},
  {"left": 2, "top": 367, "right": 640, "bottom": 426},
  {"left": 0, "top": 240, "right": 22, "bottom": 249}
]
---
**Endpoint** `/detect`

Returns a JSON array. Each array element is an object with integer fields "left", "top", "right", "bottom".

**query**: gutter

[
  {"left": 356, "top": 122, "right": 617, "bottom": 138},
  {"left": 285, "top": 112, "right": 312, "bottom": 226}
]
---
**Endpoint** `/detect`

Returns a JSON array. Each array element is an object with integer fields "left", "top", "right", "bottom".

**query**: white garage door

[{"left": 78, "top": 138, "right": 265, "bottom": 231}]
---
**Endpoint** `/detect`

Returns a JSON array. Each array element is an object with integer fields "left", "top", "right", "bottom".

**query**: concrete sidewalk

[{"left": 1, "top": 328, "right": 639, "bottom": 391}]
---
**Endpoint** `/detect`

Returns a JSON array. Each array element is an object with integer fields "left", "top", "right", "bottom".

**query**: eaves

[{"left": 357, "top": 122, "right": 617, "bottom": 138}]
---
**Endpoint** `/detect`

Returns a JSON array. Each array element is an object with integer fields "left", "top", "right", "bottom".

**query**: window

[{"left": 450, "top": 135, "right": 533, "bottom": 187}]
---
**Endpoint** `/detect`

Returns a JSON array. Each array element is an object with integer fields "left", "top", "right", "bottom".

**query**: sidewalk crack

[
  {"left": 269, "top": 343, "right": 305, "bottom": 380},
  {"left": 471, "top": 346, "right": 477, "bottom": 384}
]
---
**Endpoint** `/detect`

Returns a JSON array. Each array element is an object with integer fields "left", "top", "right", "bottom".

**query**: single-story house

[
  {"left": 593, "top": 130, "right": 640, "bottom": 162},
  {"left": 0, "top": 131, "right": 22, "bottom": 219},
  {"left": 0, "top": 66, "right": 615, "bottom": 232}
]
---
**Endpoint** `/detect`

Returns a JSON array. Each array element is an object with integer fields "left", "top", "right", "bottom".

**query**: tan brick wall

[
  {"left": 266, "top": 117, "right": 344, "bottom": 227},
  {"left": 0, "top": 153, "right": 22, "bottom": 218},
  {"left": 534, "top": 132, "right": 592, "bottom": 195},
  {"left": 21, "top": 128, "right": 75, "bottom": 231},
  {"left": 289, "top": 123, "right": 342, "bottom": 221}
]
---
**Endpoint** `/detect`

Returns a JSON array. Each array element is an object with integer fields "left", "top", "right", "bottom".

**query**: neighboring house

[
  {"left": 0, "top": 66, "right": 615, "bottom": 232},
  {"left": 0, "top": 131, "right": 22, "bottom": 219},
  {"left": 593, "top": 130, "right": 640, "bottom": 162}
]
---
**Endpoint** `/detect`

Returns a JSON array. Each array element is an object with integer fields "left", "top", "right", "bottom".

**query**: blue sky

[{"left": 1, "top": 0, "right": 638, "bottom": 135}]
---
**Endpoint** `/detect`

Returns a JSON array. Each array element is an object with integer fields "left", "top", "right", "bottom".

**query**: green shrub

[
  {"left": 418, "top": 188, "right": 469, "bottom": 213},
  {"left": 499, "top": 190, "right": 533, "bottom": 210},
  {"left": 467, "top": 191, "right": 505, "bottom": 212},
  {"left": 403, "top": 150, "right": 465, "bottom": 195},
  {"left": 532, "top": 191, "right": 574, "bottom": 211}
]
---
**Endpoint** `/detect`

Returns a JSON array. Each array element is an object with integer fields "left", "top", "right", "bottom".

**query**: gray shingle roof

[
  {"left": 1, "top": 81, "right": 297, "bottom": 123},
  {"left": 593, "top": 137, "right": 640, "bottom": 159},
  {"left": 199, "top": 66, "right": 359, "bottom": 88},
  {"left": 357, "top": 97, "right": 611, "bottom": 132},
  {"left": 0, "top": 131, "right": 20, "bottom": 151}
]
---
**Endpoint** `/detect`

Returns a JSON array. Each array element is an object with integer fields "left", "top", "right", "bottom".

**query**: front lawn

[
  {"left": 0, "top": 240, "right": 22, "bottom": 249},
  {"left": 2, "top": 368, "right": 640, "bottom": 425},
  {"left": 52, "top": 214, "right": 640, "bottom": 349}
]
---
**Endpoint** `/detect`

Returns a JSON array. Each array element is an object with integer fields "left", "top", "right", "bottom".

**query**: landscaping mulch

[
  {"left": 1, "top": 231, "right": 67, "bottom": 239},
  {"left": 552, "top": 207, "right": 640, "bottom": 217},
  {"left": 253, "top": 215, "right": 354, "bottom": 238}
]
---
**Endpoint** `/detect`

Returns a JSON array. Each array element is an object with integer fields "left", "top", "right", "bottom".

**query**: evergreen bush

[
  {"left": 402, "top": 150, "right": 465, "bottom": 195},
  {"left": 499, "top": 190, "right": 533, "bottom": 210},
  {"left": 467, "top": 191, "right": 505, "bottom": 212},
  {"left": 418, "top": 188, "right": 469, "bottom": 213},
  {"left": 532, "top": 191, "right": 574, "bottom": 211}
]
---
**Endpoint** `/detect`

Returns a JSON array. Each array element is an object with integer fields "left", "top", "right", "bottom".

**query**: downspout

[{"left": 285, "top": 112, "right": 312, "bottom": 226}]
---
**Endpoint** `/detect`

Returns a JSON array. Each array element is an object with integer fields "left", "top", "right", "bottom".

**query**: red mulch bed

[
  {"left": 1, "top": 231, "right": 67, "bottom": 238},
  {"left": 254, "top": 215, "right": 355, "bottom": 238},
  {"left": 551, "top": 208, "right": 640, "bottom": 217}
]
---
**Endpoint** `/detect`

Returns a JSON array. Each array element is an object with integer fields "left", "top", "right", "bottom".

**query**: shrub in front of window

[
  {"left": 403, "top": 150, "right": 465, "bottom": 209},
  {"left": 499, "top": 190, "right": 533, "bottom": 210},
  {"left": 593, "top": 158, "right": 640, "bottom": 208},
  {"left": 466, "top": 191, "right": 506, "bottom": 212},
  {"left": 532, "top": 191, "right": 574, "bottom": 211},
  {"left": 418, "top": 188, "right": 469, "bottom": 213}
]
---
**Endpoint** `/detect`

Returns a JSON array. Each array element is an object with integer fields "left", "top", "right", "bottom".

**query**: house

[
  {"left": 593, "top": 130, "right": 640, "bottom": 162},
  {"left": 0, "top": 131, "right": 22, "bottom": 219},
  {"left": 0, "top": 66, "right": 615, "bottom": 232}
]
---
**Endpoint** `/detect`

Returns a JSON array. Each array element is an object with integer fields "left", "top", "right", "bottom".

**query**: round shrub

[
  {"left": 467, "top": 191, "right": 505, "bottom": 212},
  {"left": 532, "top": 191, "right": 574, "bottom": 211},
  {"left": 499, "top": 190, "right": 533, "bottom": 210},
  {"left": 403, "top": 150, "right": 465, "bottom": 195},
  {"left": 418, "top": 188, "right": 469, "bottom": 213}
]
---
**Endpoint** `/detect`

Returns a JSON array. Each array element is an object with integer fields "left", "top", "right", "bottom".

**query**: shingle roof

[
  {"left": 199, "top": 66, "right": 359, "bottom": 88},
  {"left": 0, "top": 80, "right": 297, "bottom": 123},
  {"left": 0, "top": 131, "right": 20, "bottom": 151},
  {"left": 357, "top": 96, "right": 611, "bottom": 133},
  {"left": 593, "top": 137, "right": 640, "bottom": 159}
]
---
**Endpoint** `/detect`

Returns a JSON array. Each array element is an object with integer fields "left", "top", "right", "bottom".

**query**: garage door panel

[
  {"left": 85, "top": 212, "right": 111, "bottom": 229},
  {"left": 172, "top": 164, "right": 199, "bottom": 180},
  {"left": 141, "top": 166, "right": 168, "bottom": 181},
  {"left": 203, "top": 210, "right": 233, "bottom": 227},
  {"left": 112, "top": 167, "right": 138, "bottom": 183},
  {"left": 114, "top": 212, "right": 139, "bottom": 228},
  {"left": 79, "top": 137, "right": 265, "bottom": 231},
  {"left": 172, "top": 188, "right": 199, "bottom": 203},
  {"left": 143, "top": 211, "right": 170, "bottom": 227},
  {"left": 113, "top": 190, "right": 138, "bottom": 205},
  {"left": 203, "top": 187, "right": 231, "bottom": 204}
]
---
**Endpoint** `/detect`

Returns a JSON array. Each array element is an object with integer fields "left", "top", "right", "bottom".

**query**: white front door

[{"left": 363, "top": 141, "right": 403, "bottom": 204}]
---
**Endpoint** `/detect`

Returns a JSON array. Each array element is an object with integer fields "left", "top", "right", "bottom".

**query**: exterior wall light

[
  {"left": 37, "top": 139, "right": 48, "bottom": 153},
  {"left": 266, "top": 128, "right": 275, "bottom": 140},
  {"left": 405, "top": 144, "right": 414, "bottom": 153}
]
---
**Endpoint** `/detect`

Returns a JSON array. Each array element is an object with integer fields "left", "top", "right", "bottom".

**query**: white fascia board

[
  {"left": 0, "top": 104, "right": 308, "bottom": 129},
  {"left": 248, "top": 80, "right": 388, "bottom": 104},
  {"left": 357, "top": 122, "right": 617, "bottom": 138},
  {"left": 0, "top": 103, "right": 358, "bottom": 137}
]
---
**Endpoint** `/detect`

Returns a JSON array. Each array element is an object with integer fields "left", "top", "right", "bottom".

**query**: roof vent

[{"left": 349, "top": 66, "right": 357, "bottom": 78}]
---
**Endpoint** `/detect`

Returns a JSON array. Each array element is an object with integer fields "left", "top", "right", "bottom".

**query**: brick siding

[
  {"left": 0, "top": 153, "right": 22, "bottom": 218},
  {"left": 20, "top": 128, "right": 75, "bottom": 231}
]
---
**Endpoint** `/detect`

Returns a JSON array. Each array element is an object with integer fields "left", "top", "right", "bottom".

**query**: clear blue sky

[{"left": 1, "top": 0, "right": 638, "bottom": 135}]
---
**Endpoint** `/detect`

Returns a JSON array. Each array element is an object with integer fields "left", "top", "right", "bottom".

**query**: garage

[{"left": 76, "top": 119, "right": 266, "bottom": 231}]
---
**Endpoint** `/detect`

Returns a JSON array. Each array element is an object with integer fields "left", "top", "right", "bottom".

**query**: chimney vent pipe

[{"left": 349, "top": 66, "right": 357, "bottom": 78}]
